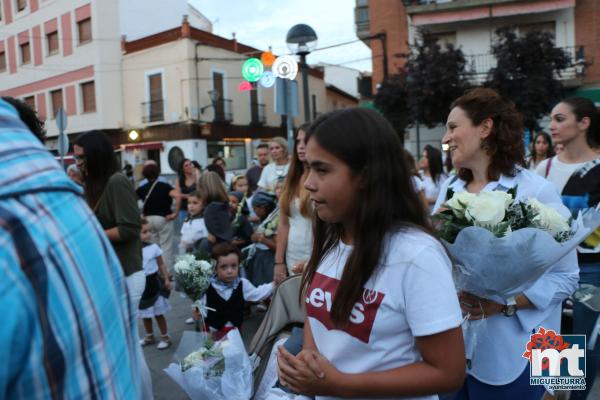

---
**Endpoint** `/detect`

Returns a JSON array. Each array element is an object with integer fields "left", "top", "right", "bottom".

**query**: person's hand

[
  {"left": 165, "top": 212, "right": 177, "bottom": 221},
  {"left": 208, "top": 233, "right": 216, "bottom": 243},
  {"left": 459, "top": 291, "right": 503, "bottom": 320},
  {"left": 292, "top": 261, "right": 306, "bottom": 274},
  {"left": 249, "top": 215, "right": 260, "bottom": 223},
  {"left": 277, "top": 346, "right": 341, "bottom": 396},
  {"left": 274, "top": 263, "right": 287, "bottom": 284},
  {"left": 163, "top": 279, "right": 172, "bottom": 291},
  {"left": 192, "top": 307, "right": 200, "bottom": 321}
]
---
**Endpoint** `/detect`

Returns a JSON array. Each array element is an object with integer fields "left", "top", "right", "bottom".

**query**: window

[
  {"left": 20, "top": 42, "right": 30, "bottom": 64},
  {"left": 0, "top": 52, "right": 6, "bottom": 72},
  {"left": 78, "top": 18, "right": 92, "bottom": 44},
  {"left": 50, "top": 89, "right": 63, "bottom": 118},
  {"left": 207, "top": 140, "right": 247, "bottom": 170},
  {"left": 47, "top": 31, "right": 59, "bottom": 55},
  {"left": 146, "top": 73, "right": 163, "bottom": 122},
  {"left": 16, "top": 0, "right": 27, "bottom": 12},
  {"left": 24, "top": 96, "right": 35, "bottom": 109},
  {"left": 81, "top": 81, "right": 96, "bottom": 113}
]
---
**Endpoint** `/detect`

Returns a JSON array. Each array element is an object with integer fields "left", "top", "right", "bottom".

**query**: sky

[{"left": 189, "top": 0, "right": 372, "bottom": 72}]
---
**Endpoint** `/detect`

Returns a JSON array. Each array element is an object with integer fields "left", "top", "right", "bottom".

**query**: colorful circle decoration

[
  {"left": 242, "top": 58, "right": 264, "bottom": 82},
  {"left": 272, "top": 55, "right": 298, "bottom": 80},
  {"left": 238, "top": 81, "right": 253, "bottom": 92},
  {"left": 259, "top": 71, "right": 276, "bottom": 88},
  {"left": 261, "top": 51, "right": 276, "bottom": 67}
]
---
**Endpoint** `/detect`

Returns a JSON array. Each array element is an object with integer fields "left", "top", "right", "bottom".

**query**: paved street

[{"left": 138, "top": 290, "right": 265, "bottom": 399}]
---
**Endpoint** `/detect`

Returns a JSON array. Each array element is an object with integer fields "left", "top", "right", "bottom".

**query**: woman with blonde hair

[
  {"left": 258, "top": 136, "right": 290, "bottom": 193},
  {"left": 196, "top": 171, "right": 232, "bottom": 251},
  {"left": 274, "top": 123, "right": 313, "bottom": 282}
]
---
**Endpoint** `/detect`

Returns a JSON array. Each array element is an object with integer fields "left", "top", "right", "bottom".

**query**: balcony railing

[
  {"left": 463, "top": 46, "right": 585, "bottom": 85},
  {"left": 251, "top": 102, "right": 266, "bottom": 125},
  {"left": 214, "top": 99, "right": 233, "bottom": 123},
  {"left": 141, "top": 99, "right": 164, "bottom": 123},
  {"left": 354, "top": 3, "right": 370, "bottom": 39}
]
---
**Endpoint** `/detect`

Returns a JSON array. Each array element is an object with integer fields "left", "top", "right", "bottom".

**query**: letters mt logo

[
  {"left": 523, "top": 327, "right": 586, "bottom": 391},
  {"left": 305, "top": 272, "right": 384, "bottom": 343}
]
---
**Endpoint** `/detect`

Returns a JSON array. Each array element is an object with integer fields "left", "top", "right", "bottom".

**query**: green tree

[
  {"left": 485, "top": 27, "right": 571, "bottom": 131},
  {"left": 373, "top": 74, "right": 410, "bottom": 145},
  {"left": 406, "top": 30, "right": 469, "bottom": 128}
]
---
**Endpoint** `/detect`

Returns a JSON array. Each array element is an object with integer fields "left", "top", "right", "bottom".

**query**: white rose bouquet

[
  {"left": 435, "top": 187, "right": 600, "bottom": 364},
  {"left": 164, "top": 330, "right": 252, "bottom": 400}
]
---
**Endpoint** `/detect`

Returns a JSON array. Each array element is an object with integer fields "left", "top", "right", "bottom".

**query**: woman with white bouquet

[{"left": 433, "top": 88, "right": 579, "bottom": 399}]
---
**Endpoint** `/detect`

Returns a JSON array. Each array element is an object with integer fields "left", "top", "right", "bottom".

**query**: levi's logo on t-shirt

[{"left": 305, "top": 272, "right": 384, "bottom": 343}]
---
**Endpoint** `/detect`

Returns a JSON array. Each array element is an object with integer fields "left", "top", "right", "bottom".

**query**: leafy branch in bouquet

[{"left": 433, "top": 209, "right": 470, "bottom": 243}]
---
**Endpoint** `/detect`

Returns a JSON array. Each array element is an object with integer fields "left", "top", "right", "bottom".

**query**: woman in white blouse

[
  {"left": 257, "top": 137, "right": 290, "bottom": 193},
  {"left": 434, "top": 88, "right": 578, "bottom": 399}
]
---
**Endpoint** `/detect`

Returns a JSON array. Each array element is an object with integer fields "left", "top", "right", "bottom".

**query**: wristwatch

[{"left": 502, "top": 297, "right": 517, "bottom": 317}]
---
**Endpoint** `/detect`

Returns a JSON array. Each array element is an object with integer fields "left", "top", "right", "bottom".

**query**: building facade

[
  {"left": 0, "top": 0, "right": 328, "bottom": 178},
  {"left": 355, "top": 0, "right": 600, "bottom": 153}
]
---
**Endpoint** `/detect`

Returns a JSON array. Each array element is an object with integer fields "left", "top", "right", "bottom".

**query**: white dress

[{"left": 285, "top": 198, "right": 313, "bottom": 274}]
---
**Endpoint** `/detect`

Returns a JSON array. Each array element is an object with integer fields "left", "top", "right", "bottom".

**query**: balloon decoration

[
  {"left": 238, "top": 81, "right": 253, "bottom": 92},
  {"left": 272, "top": 55, "right": 298, "bottom": 80},
  {"left": 241, "top": 58, "right": 264, "bottom": 82},
  {"left": 259, "top": 71, "right": 275, "bottom": 88},
  {"left": 260, "top": 51, "right": 276, "bottom": 67}
]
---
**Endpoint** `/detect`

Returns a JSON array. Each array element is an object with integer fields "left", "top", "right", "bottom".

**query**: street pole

[
  {"left": 416, "top": 120, "right": 421, "bottom": 156},
  {"left": 300, "top": 53, "right": 310, "bottom": 122}
]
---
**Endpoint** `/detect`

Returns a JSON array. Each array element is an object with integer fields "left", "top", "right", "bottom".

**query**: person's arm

[
  {"left": 156, "top": 254, "right": 172, "bottom": 290},
  {"left": 274, "top": 210, "right": 290, "bottom": 282},
  {"left": 258, "top": 234, "right": 277, "bottom": 251},
  {"left": 104, "top": 175, "right": 140, "bottom": 243},
  {"left": 241, "top": 278, "right": 274, "bottom": 302},
  {"left": 278, "top": 328, "right": 465, "bottom": 397}
]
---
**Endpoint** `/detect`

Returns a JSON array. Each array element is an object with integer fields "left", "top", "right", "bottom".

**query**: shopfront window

[{"left": 207, "top": 140, "right": 246, "bottom": 170}]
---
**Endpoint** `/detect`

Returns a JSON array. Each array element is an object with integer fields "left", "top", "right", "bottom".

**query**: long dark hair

[
  {"left": 178, "top": 158, "right": 192, "bottom": 187},
  {"left": 75, "top": 130, "right": 118, "bottom": 209},
  {"left": 280, "top": 122, "right": 311, "bottom": 218},
  {"left": 530, "top": 131, "right": 554, "bottom": 165},
  {"left": 300, "top": 108, "right": 430, "bottom": 327},
  {"left": 451, "top": 88, "right": 525, "bottom": 183},
  {"left": 423, "top": 144, "right": 444, "bottom": 183},
  {"left": 561, "top": 97, "right": 600, "bottom": 148}
]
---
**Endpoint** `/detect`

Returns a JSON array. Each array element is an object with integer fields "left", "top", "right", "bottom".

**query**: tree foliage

[
  {"left": 374, "top": 29, "right": 469, "bottom": 142},
  {"left": 485, "top": 27, "right": 571, "bottom": 131},
  {"left": 405, "top": 30, "right": 469, "bottom": 128},
  {"left": 373, "top": 74, "right": 410, "bottom": 144}
]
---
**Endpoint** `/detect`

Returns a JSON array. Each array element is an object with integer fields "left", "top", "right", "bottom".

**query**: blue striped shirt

[{"left": 0, "top": 100, "right": 141, "bottom": 399}]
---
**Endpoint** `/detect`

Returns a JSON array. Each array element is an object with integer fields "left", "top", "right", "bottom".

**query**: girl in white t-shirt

[
  {"left": 258, "top": 136, "right": 290, "bottom": 193},
  {"left": 276, "top": 108, "right": 465, "bottom": 400}
]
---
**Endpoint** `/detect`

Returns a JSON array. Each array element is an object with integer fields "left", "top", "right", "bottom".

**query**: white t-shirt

[
  {"left": 535, "top": 156, "right": 585, "bottom": 193},
  {"left": 180, "top": 217, "right": 208, "bottom": 251},
  {"left": 411, "top": 176, "right": 425, "bottom": 193},
  {"left": 257, "top": 162, "right": 289, "bottom": 193},
  {"left": 305, "top": 229, "right": 463, "bottom": 400},
  {"left": 421, "top": 174, "right": 445, "bottom": 201},
  {"left": 142, "top": 243, "right": 162, "bottom": 275}
]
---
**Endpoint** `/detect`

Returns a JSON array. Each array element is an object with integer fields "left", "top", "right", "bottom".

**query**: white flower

[
  {"left": 528, "top": 198, "right": 570, "bottom": 237},
  {"left": 465, "top": 192, "right": 511, "bottom": 227},
  {"left": 445, "top": 191, "right": 476, "bottom": 217},
  {"left": 199, "top": 260, "right": 213, "bottom": 274}
]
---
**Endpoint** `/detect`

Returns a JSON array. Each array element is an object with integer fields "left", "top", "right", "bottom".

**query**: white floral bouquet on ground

[
  {"left": 164, "top": 330, "right": 252, "bottom": 400},
  {"left": 173, "top": 253, "right": 213, "bottom": 308}
]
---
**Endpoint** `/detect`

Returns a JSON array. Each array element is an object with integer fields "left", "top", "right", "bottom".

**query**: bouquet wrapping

[
  {"left": 164, "top": 330, "right": 252, "bottom": 400},
  {"left": 435, "top": 189, "right": 600, "bottom": 363}
]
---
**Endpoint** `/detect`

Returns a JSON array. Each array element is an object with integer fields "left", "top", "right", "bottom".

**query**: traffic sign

[
  {"left": 55, "top": 107, "right": 67, "bottom": 132},
  {"left": 55, "top": 107, "right": 69, "bottom": 166}
]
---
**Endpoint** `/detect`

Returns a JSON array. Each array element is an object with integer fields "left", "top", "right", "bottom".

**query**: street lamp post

[{"left": 286, "top": 24, "right": 318, "bottom": 123}]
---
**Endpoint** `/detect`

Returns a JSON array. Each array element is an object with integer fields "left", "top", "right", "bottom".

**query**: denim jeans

[{"left": 570, "top": 262, "right": 600, "bottom": 400}]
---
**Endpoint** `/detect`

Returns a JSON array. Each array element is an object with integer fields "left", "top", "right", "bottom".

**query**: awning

[
  {"left": 121, "top": 141, "right": 164, "bottom": 152},
  {"left": 412, "top": 0, "right": 575, "bottom": 26},
  {"left": 569, "top": 88, "right": 600, "bottom": 106}
]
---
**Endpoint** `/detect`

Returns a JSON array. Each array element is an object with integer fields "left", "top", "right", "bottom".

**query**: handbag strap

[
  {"left": 544, "top": 157, "right": 553, "bottom": 178},
  {"left": 142, "top": 180, "right": 160, "bottom": 210}
]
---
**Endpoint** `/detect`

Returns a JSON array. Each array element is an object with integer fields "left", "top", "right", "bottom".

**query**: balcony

[
  {"left": 404, "top": 0, "right": 576, "bottom": 26},
  {"left": 251, "top": 102, "right": 266, "bottom": 125},
  {"left": 214, "top": 99, "right": 233, "bottom": 123},
  {"left": 354, "top": 0, "right": 370, "bottom": 42},
  {"left": 463, "top": 45, "right": 585, "bottom": 86},
  {"left": 141, "top": 99, "right": 165, "bottom": 123}
]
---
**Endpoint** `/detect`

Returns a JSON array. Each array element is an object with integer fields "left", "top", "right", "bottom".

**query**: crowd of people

[{"left": 1, "top": 86, "right": 599, "bottom": 400}]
